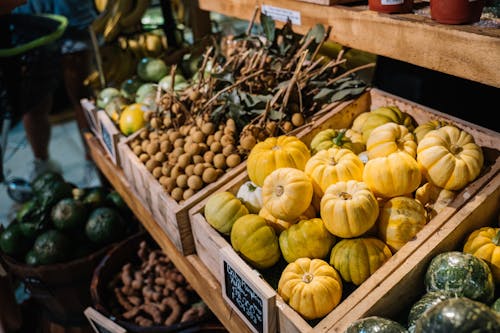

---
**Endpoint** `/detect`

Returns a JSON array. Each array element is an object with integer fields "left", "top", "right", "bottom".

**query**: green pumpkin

[
  {"left": 407, "top": 291, "right": 457, "bottom": 331},
  {"left": 414, "top": 297, "right": 500, "bottom": 333},
  {"left": 310, "top": 129, "right": 365, "bottom": 155},
  {"left": 279, "top": 218, "right": 336, "bottom": 263},
  {"left": 425, "top": 251, "right": 495, "bottom": 304},
  {"left": 230, "top": 214, "right": 281, "bottom": 269},
  {"left": 204, "top": 192, "right": 249, "bottom": 235},
  {"left": 345, "top": 316, "right": 407, "bottom": 333}
]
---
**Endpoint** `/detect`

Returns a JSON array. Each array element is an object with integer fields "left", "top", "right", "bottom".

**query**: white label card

[
  {"left": 261, "top": 5, "right": 301, "bottom": 25},
  {"left": 381, "top": 0, "right": 404, "bottom": 4}
]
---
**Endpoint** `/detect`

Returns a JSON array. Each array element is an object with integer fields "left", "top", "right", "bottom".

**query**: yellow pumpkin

[
  {"left": 310, "top": 129, "right": 365, "bottom": 155},
  {"left": 278, "top": 258, "right": 342, "bottom": 320},
  {"left": 247, "top": 135, "right": 311, "bottom": 187},
  {"left": 414, "top": 119, "right": 449, "bottom": 143},
  {"left": 204, "top": 191, "right": 249, "bottom": 234},
  {"left": 320, "top": 180, "right": 379, "bottom": 238},
  {"left": 262, "top": 168, "right": 313, "bottom": 221},
  {"left": 378, "top": 196, "right": 427, "bottom": 252},
  {"left": 415, "top": 182, "right": 456, "bottom": 219},
  {"left": 279, "top": 218, "right": 336, "bottom": 263},
  {"left": 417, "top": 125, "right": 484, "bottom": 191},
  {"left": 361, "top": 106, "right": 417, "bottom": 143},
  {"left": 329, "top": 237, "right": 392, "bottom": 286},
  {"left": 351, "top": 112, "right": 371, "bottom": 133},
  {"left": 463, "top": 227, "right": 500, "bottom": 283},
  {"left": 305, "top": 148, "right": 364, "bottom": 195},
  {"left": 366, "top": 122, "right": 417, "bottom": 159},
  {"left": 363, "top": 151, "right": 422, "bottom": 198},
  {"left": 230, "top": 214, "right": 281, "bottom": 269}
]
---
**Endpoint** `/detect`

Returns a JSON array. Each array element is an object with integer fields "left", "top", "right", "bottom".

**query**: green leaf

[
  {"left": 313, "top": 88, "right": 335, "bottom": 101},
  {"left": 260, "top": 13, "right": 276, "bottom": 43},
  {"left": 268, "top": 109, "right": 285, "bottom": 120},
  {"left": 330, "top": 87, "right": 367, "bottom": 102},
  {"left": 306, "top": 24, "right": 325, "bottom": 44}
]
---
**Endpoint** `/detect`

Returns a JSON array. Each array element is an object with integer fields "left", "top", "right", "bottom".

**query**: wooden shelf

[
  {"left": 199, "top": 0, "right": 500, "bottom": 88},
  {"left": 84, "top": 132, "right": 252, "bottom": 333}
]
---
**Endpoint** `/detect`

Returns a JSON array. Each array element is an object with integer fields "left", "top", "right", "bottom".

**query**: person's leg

[{"left": 22, "top": 93, "right": 53, "bottom": 161}]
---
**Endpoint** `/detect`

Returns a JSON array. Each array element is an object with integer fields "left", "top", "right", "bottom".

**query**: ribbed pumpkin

[
  {"left": 346, "top": 316, "right": 407, "bottom": 333},
  {"left": 279, "top": 218, "right": 336, "bottom": 263},
  {"left": 204, "top": 191, "right": 249, "bottom": 234},
  {"left": 320, "top": 180, "right": 379, "bottom": 238},
  {"left": 407, "top": 291, "right": 457, "bottom": 331},
  {"left": 247, "top": 135, "right": 311, "bottom": 187},
  {"left": 415, "top": 182, "right": 456, "bottom": 219},
  {"left": 310, "top": 129, "right": 365, "bottom": 155},
  {"left": 305, "top": 147, "right": 364, "bottom": 195},
  {"left": 414, "top": 119, "right": 449, "bottom": 143},
  {"left": 363, "top": 151, "right": 422, "bottom": 198},
  {"left": 278, "top": 258, "right": 342, "bottom": 320},
  {"left": 329, "top": 237, "right": 392, "bottom": 286},
  {"left": 417, "top": 125, "right": 484, "bottom": 191},
  {"left": 425, "top": 251, "right": 495, "bottom": 304},
  {"left": 236, "top": 181, "right": 263, "bottom": 214},
  {"left": 350, "top": 112, "right": 370, "bottom": 133},
  {"left": 230, "top": 214, "right": 281, "bottom": 269},
  {"left": 378, "top": 196, "right": 427, "bottom": 252},
  {"left": 262, "top": 168, "right": 313, "bottom": 221},
  {"left": 361, "top": 106, "right": 417, "bottom": 143},
  {"left": 463, "top": 227, "right": 500, "bottom": 283},
  {"left": 366, "top": 122, "right": 417, "bottom": 159}
]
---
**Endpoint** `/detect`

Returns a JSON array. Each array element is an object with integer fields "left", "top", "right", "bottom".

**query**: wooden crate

[
  {"left": 188, "top": 87, "right": 500, "bottom": 333},
  {"left": 329, "top": 173, "right": 500, "bottom": 332}
]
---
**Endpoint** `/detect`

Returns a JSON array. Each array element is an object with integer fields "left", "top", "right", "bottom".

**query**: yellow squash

[
  {"left": 329, "top": 237, "right": 392, "bottom": 286},
  {"left": 361, "top": 106, "right": 417, "bottom": 143},
  {"left": 415, "top": 182, "right": 456, "bottom": 219},
  {"left": 204, "top": 191, "right": 249, "bottom": 235},
  {"left": 262, "top": 168, "right": 313, "bottom": 221},
  {"left": 366, "top": 122, "right": 417, "bottom": 159},
  {"left": 463, "top": 227, "right": 500, "bottom": 283},
  {"left": 247, "top": 135, "right": 311, "bottom": 187},
  {"left": 417, "top": 125, "right": 484, "bottom": 191},
  {"left": 278, "top": 258, "right": 343, "bottom": 320},
  {"left": 310, "top": 129, "right": 365, "bottom": 155},
  {"left": 413, "top": 119, "right": 449, "bottom": 143},
  {"left": 363, "top": 151, "right": 422, "bottom": 198},
  {"left": 279, "top": 218, "right": 336, "bottom": 263},
  {"left": 378, "top": 196, "right": 427, "bottom": 252},
  {"left": 320, "top": 180, "right": 379, "bottom": 238},
  {"left": 305, "top": 147, "right": 364, "bottom": 195}
]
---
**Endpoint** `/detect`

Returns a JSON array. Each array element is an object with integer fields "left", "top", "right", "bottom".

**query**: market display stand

[
  {"left": 199, "top": 0, "right": 500, "bottom": 88},
  {"left": 84, "top": 132, "right": 252, "bottom": 333}
]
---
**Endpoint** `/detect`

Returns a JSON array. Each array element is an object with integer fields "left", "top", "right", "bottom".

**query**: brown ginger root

[{"left": 141, "top": 303, "right": 163, "bottom": 325}]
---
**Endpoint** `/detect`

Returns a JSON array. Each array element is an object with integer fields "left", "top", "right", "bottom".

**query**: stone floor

[{"left": 0, "top": 118, "right": 101, "bottom": 226}]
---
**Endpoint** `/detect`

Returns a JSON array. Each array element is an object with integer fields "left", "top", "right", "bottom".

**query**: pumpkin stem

[
  {"left": 449, "top": 144, "right": 463, "bottom": 155},
  {"left": 302, "top": 272, "right": 314, "bottom": 284},
  {"left": 333, "top": 130, "right": 346, "bottom": 146},
  {"left": 492, "top": 230, "right": 500, "bottom": 246},
  {"left": 272, "top": 145, "right": 281, "bottom": 151},
  {"left": 247, "top": 182, "right": 257, "bottom": 192},
  {"left": 275, "top": 185, "right": 284, "bottom": 197},
  {"left": 339, "top": 191, "right": 352, "bottom": 200}
]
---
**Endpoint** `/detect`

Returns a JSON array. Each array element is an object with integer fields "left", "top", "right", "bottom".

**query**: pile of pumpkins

[{"left": 203, "top": 105, "right": 485, "bottom": 321}]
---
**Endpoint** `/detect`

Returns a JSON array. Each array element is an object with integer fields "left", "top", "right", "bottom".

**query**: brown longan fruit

[
  {"left": 179, "top": 124, "right": 191, "bottom": 136},
  {"left": 146, "top": 141, "right": 159, "bottom": 155},
  {"left": 171, "top": 147, "right": 184, "bottom": 158},
  {"left": 202, "top": 167, "right": 218, "bottom": 184},
  {"left": 149, "top": 131, "right": 159, "bottom": 140},
  {"left": 177, "top": 153, "right": 192, "bottom": 169},
  {"left": 174, "top": 137, "right": 185, "bottom": 148},
  {"left": 133, "top": 145, "right": 143, "bottom": 156},
  {"left": 213, "top": 130, "right": 223, "bottom": 142},
  {"left": 193, "top": 163, "right": 205, "bottom": 176},
  {"left": 160, "top": 140, "right": 172, "bottom": 153},
  {"left": 183, "top": 188, "right": 195, "bottom": 200},
  {"left": 171, "top": 187, "right": 183, "bottom": 202},
  {"left": 161, "top": 164, "right": 172, "bottom": 177},
  {"left": 163, "top": 177, "right": 176, "bottom": 193},
  {"left": 170, "top": 165, "right": 183, "bottom": 179},
  {"left": 152, "top": 166, "right": 162, "bottom": 179},
  {"left": 168, "top": 131, "right": 181, "bottom": 143},
  {"left": 220, "top": 135, "right": 235, "bottom": 147},
  {"left": 185, "top": 164, "right": 195, "bottom": 177},
  {"left": 213, "top": 154, "right": 226, "bottom": 169},
  {"left": 203, "top": 151, "right": 215, "bottom": 164},
  {"left": 154, "top": 152, "right": 166, "bottom": 162},
  {"left": 201, "top": 122, "right": 214, "bottom": 135},
  {"left": 163, "top": 116, "right": 172, "bottom": 128},
  {"left": 226, "top": 154, "right": 241, "bottom": 168},
  {"left": 185, "top": 142, "right": 201, "bottom": 156},
  {"left": 141, "top": 140, "right": 150, "bottom": 152},
  {"left": 282, "top": 121, "right": 293, "bottom": 133},
  {"left": 226, "top": 118, "right": 236, "bottom": 131},
  {"left": 224, "top": 126, "right": 235, "bottom": 136},
  {"left": 222, "top": 144, "right": 235, "bottom": 157},
  {"left": 206, "top": 135, "right": 215, "bottom": 146},
  {"left": 189, "top": 126, "right": 199, "bottom": 136},
  {"left": 240, "top": 135, "right": 257, "bottom": 151},
  {"left": 176, "top": 174, "right": 188, "bottom": 189},
  {"left": 191, "top": 131, "right": 205, "bottom": 144},
  {"left": 139, "top": 129, "right": 149, "bottom": 139},
  {"left": 291, "top": 113, "right": 305, "bottom": 127},
  {"left": 192, "top": 155, "right": 203, "bottom": 164},
  {"left": 145, "top": 159, "right": 160, "bottom": 172},
  {"left": 187, "top": 175, "right": 203, "bottom": 191},
  {"left": 210, "top": 142, "right": 222, "bottom": 153},
  {"left": 198, "top": 143, "right": 208, "bottom": 154},
  {"left": 139, "top": 153, "right": 149, "bottom": 163},
  {"left": 159, "top": 176, "right": 169, "bottom": 187},
  {"left": 150, "top": 117, "right": 160, "bottom": 129}
]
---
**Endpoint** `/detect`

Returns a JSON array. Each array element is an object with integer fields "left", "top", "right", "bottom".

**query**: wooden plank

[
  {"left": 330, "top": 173, "right": 500, "bottom": 332},
  {"left": 84, "top": 132, "right": 253, "bottom": 333},
  {"left": 199, "top": 0, "right": 500, "bottom": 87}
]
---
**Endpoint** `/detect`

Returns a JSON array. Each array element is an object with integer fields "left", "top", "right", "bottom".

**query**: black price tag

[
  {"left": 220, "top": 247, "right": 276, "bottom": 333},
  {"left": 97, "top": 111, "right": 121, "bottom": 165}
]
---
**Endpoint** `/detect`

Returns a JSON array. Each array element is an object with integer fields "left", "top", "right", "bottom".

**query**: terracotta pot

[
  {"left": 431, "top": 0, "right": 485, "bottom": 24},
  {"left": 369, "top": 0, "right": 414, "bottom": 14}
]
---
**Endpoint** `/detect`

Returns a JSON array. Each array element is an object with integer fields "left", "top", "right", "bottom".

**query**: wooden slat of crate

[
  {"left": 189, "top": 87, "right": 500, "bottom": 333},
  {"left": 329, "top": 173, "right": 500, "bottom": 332}
]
